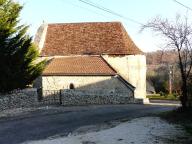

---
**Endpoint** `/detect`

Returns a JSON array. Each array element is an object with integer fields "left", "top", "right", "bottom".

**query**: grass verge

[
  {"left": 160, "top": 107, "right": 192, "bottom": 135},
  {"left": 147, "top": 94, "right": 179, "bottom": 101}
]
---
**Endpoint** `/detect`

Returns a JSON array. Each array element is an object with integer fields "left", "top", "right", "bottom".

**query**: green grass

[
  {"left": 160, "top": 108, "right": 192, "bottom": 135},
  {"left": 147, "top": 94, "right": 179, "bottom": 100}
]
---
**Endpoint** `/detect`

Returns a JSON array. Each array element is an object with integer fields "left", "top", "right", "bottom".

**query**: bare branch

[{"left": 141, "top": 14, "right": 192, "bottom": 108}]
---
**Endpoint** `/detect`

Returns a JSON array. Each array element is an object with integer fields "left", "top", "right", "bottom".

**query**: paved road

[
  {"left": 150, "top": 99, "right": 180, "bottom": 104},
  {"left": 0, "top": 104, "right": 177, "bottom": 144}
]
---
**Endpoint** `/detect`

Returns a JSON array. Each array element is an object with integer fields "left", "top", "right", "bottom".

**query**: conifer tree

[{"left": 0, "top": 0, "right": 45, "bottom": 92}]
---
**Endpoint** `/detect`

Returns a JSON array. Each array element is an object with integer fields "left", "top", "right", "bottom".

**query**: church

[{"left": 34, "top": 22, "right": 148, "bottom": 104}]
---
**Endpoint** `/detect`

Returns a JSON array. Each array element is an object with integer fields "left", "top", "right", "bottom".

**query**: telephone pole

[{"left": 169, "top": 65, "right": 173, "bottom": 94}]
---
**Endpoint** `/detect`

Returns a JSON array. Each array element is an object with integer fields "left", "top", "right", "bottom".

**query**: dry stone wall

[
  {"left": 61, "top": 90, "right": 142, "bottom": 106},
  {"left": 0, "top": 87, "right": 141, "bottom": 111},
  {"left": 0, "top": 88, "right": 38, "bottom": 111}
]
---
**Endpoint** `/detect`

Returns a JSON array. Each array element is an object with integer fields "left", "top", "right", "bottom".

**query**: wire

[
  {"left": 78, "top": 0, "right": 144, "bottom": 26},
  {"left": 173, "top": 0, "right": 192, "bottom": 12},
  {"left": 60, "top": 0, "right": 115, "bottom": 20}
]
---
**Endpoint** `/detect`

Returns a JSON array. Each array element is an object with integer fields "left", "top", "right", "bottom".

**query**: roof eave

[{"left": 42, "top": 73, "right": 116, "bottom": 76}]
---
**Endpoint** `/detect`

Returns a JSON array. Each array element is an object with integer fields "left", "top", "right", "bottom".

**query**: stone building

[{"left": 34, "top": 22, "right": 147, "bottom": 104}]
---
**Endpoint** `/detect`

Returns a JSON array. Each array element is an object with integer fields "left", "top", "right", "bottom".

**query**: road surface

[{"left": 0, "top": 104, "right": 177, "bottom": 144}]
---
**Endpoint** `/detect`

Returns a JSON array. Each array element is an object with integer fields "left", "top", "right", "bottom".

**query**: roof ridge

[
  {"left": 47, "top": 21, "right": 122, "bottom": 26},
  {"left": 53, "top": 55, "right": 103, "bottom": 59}
]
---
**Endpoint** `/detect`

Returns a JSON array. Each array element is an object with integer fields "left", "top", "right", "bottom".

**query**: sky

[{"left": 17, "top": 0, "right": 192, "bottom": 52}]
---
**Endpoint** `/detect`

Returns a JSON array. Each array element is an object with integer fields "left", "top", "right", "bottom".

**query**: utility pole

[{"left": 169, "top": 65, "right": 173, "bottom": 94}]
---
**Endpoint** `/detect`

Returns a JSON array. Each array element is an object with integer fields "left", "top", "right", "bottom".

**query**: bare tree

[{"left": 141, "top": 15, "right": 192, "bottom": 109}]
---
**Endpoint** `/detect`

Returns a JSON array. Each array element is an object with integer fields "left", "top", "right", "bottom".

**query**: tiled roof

[
  {"left": 41, "top": 22, "right": 143, "bottom": 56},
  {"left": 42, "top": 56, "right": 116, "bottom": 76}
]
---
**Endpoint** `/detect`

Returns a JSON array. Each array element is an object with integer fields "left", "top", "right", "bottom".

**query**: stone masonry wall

[
  {"left": 41, "top": 76, "right": 137, "bottom": 105},
  {"left": 42, "top": 76, "right": 133, "bottom": 94},
  {"left": 34, "top": 23, "right": 48, "bottom": 53},
  {"left": 61, "top": 89, "right": 140, "bottom": 106},
  {"left": 0, "top": 88, "right": 38, "bottom": 111},
  {"left": 102, "top": 55, "right": 147, "bottom": 102}
]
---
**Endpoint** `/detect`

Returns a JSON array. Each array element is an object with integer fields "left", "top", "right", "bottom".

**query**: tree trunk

[
  {"left": 178, "top": 50, "right": 189, "bottom": 109},
  {"left": 180, "top": 79, "right": 188, "bottom": 109}
]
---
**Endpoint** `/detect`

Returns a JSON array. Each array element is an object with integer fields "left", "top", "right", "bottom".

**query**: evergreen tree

[{"left": 0, "top": 0, "right": 46, "bottom": 92}]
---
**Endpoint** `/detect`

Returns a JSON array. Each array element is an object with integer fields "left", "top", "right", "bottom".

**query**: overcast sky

[{"left": 18, "top": 0, "right": 192, "bottom": 52}]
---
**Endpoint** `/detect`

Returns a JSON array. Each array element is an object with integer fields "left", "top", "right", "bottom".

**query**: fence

[{"left": 37, "top": 89, "right": 62, "bottom": 105}]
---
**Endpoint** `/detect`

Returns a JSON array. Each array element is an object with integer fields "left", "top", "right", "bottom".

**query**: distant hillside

[
  {"left": 146, "top": 50, "right": 181, "bottom": 94},
  {"left": 146, "top": 50, "right": 178, "bottom": 70}
]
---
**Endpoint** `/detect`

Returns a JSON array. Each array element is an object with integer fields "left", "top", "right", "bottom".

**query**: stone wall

[
  {"left": 102, "top": 55, "right": 147, "bottom": 102},
  {"left": 0, "top": 88, "right": 38, "bottom": 111},
  {"left": 34, "top": 23, "right": 48, "bottom": 53},
  {"left": 41, "top": 76, "right": 133, "bottom": 94},
  {"left": 61, "top": 89, "right": 140, "bottom": 106},
  {"left": 40, "top": 76, "right": 136, "bottom": 105}
]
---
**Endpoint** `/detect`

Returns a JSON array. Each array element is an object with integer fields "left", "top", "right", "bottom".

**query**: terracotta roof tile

[
  {"left": 41, "top": 22, "right": 143, "bottom": 56},
  {"left": 43, "top": 56, "right": 116, "bottom": 76}
]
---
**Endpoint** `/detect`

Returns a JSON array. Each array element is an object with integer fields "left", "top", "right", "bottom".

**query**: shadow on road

[{"left": 0, "top": 104, "right": 177, "bottom": 144}]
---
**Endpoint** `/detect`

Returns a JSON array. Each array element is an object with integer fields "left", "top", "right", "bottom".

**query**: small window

[{"left": 69, "top": 83, "right": 75, "bottom": 89}]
